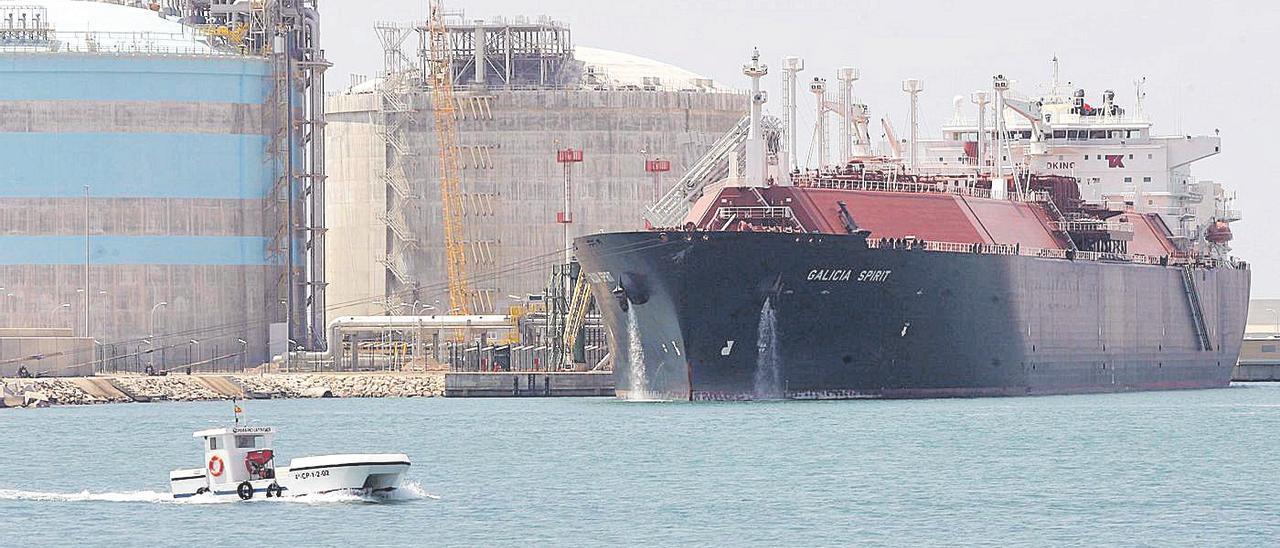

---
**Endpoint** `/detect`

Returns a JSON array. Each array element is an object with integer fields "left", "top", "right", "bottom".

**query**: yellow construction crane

[{"left": 426, "top": 0, "right": 472, "bottom": 314}]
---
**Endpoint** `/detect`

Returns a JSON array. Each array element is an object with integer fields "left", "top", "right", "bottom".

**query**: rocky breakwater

[
  {"left": 0, "top": 373, "right": 446, "bottom": 407},
  {"left": 235, "top": 373, "right": 444, "bottom": 399},
  {"left": 0, "top": 378, "right": 129, "bottom": 406},
  {"left": 112, "top": 375, "right": 223, "bottom": 402}
]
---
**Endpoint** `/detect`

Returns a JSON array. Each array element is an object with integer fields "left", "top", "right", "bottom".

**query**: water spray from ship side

[
  {"left": 625, "top": 306, "right": 652, "bottom": 401},
  {"left": 753, "top": 297, "right": 783, "bottom": 399}
]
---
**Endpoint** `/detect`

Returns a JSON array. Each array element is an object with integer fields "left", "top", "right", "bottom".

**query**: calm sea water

[{"left": 2, "top": 384, "right": 1279, "bottom": 547}]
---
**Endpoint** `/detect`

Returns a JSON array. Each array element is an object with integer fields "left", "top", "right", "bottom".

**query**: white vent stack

[
  {"left": 780, "top": 56, "right": 804, "bottom": 173},
  {"left": 836, "top": 67, "right": 859, "bottom": 164},
  {"left": 742, "top": 47, "right": 769, "bottom": 187},
  {"left": 970, "top": 90, "right": 991, "bottom": 175},
  {"left": 991, "top": 74, "right": 1010, "bottom": 200},
  {"left": 809, "top": 76, "right": 828, "bottom": 168},
  {"left": 473, "top": 24, "right": 486, "bottom": 85},
  {"left": 901, "top": 78, "right": 923, "bottom": 172}
]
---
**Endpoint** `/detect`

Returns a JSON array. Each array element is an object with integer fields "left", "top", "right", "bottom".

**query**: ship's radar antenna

[
  {"left": 1134, "top": 76, "right": 1147, "bottom": 121},
  {"left": 1051, "top": 55, "right": 1060, "bottom": 94}
]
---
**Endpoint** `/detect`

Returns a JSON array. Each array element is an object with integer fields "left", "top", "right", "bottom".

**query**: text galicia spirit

[{"left": 806, "top": 269, "right": 892, "bottom": 282}]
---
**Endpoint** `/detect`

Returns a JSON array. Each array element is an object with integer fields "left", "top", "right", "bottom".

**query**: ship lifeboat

[{"left": 1205, "top": 221, "right": 1233, "bottom": 244}]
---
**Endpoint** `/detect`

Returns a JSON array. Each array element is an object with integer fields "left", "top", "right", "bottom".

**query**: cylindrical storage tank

[
  {"left": 0, "top": 1, "right": 282, "bottom": 374},
  {"left": 325, "top": 41, "right": 747, "bottom": 316}
]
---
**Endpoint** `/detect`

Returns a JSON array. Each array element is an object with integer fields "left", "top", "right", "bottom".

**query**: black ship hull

[{"left": 575, "top": 232, "right": 1250, "bottom": 400}]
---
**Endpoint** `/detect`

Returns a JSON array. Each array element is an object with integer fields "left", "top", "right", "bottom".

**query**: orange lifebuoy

[{"left": 208, "top": 455, "right": 225, "bottom": 477}]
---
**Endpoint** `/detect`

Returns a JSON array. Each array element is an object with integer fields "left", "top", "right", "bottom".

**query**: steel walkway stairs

[
  {"left": 560, "top": 273, "right": 592, "bottom": 369},
  {"left": 1181, "top": 266, "right": 1214, "bottom": 351},
  {"left": 644, "top": 114, "right": 751, "bottom": 228}
]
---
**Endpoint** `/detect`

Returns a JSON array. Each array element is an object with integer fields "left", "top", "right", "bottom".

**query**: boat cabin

[{"left": 193, "top": 425, "right": 277, "bottom": 486}]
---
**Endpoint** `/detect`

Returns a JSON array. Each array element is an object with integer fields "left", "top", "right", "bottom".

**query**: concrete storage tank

[
  {"left": 325, "top": 17, "right": 747, "bottom": 316},
  {"left": 0, "top": 0, "right": 326, "bottom": 375}
]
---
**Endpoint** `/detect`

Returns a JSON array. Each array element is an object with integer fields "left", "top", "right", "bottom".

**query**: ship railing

[
  {"left": 715, "top": 206, "right": 794, "bottom": 220},
  {"left": 1023, "top": 190, "right": 1052, "bottom": 203},
  {"left": 795, "top": 176, "right": 1003, "bottom": 200},
  {"left": 864, "top": 237, "right": 1221, "bottom": 267},
  {"left": 1053, "top": 220, "right": 1135, "bottom": 234}
]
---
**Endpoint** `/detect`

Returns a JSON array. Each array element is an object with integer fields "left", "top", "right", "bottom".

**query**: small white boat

[{"left": 170, "top": 422, "right": 409, "bottom": 500}]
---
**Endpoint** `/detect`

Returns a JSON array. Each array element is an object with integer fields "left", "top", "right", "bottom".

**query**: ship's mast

[
  {"left": 902, "top": 78, "right": 923, "bottom": 172},
  {"left": 809, "top": 77, "right": 828, "bottom": 168},
  {"left": 743, "top": 48, "right": 768, "bottom": 187}
]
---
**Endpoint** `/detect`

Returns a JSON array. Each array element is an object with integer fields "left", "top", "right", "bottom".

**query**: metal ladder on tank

[
  {"left": 644, "top": 114, "right": 752, "bottom": 227},
  {"left": 1181, "top": 265, "right": 1214, "bottom": 351}
]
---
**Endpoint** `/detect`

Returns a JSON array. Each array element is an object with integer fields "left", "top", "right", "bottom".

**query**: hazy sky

[{"left": 322, "top": 0, "right": 1279, "bottom": 297}]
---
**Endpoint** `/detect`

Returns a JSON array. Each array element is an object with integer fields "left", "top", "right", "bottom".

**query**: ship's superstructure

[
  {"left": 576, "top": 52, "right": 1250, "bottom": 401},
  {"left": 914, "top": 59, "right": 1236, "bottom": 253}
]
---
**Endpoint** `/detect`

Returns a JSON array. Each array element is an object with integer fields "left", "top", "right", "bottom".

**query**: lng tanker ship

[{"left": 574, "top": 52, "right": 1250, "bottom": 400}]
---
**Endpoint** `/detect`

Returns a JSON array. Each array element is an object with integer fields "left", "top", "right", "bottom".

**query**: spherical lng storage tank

[{"left": 0, "top": 1, "right": 282, "bottom": 375}]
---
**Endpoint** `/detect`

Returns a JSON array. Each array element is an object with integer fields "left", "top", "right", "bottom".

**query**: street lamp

[
  {"left": 149, "top": 301, "right": 168, "bottom": 339},
  {"left": 140, "top": 338, "right": 153, "bottom": 374},
  {"left": 149, "top": 301, "right": 167, "bottom": 370},
  {"left": 237, "top": 338, "right": 248, "bottom": 371},
  {"left": 188, "top": 339, "right": 200, "bottom": 372},
  {"left": 49, "top": 303, "right": 70, "bottom": 327}
]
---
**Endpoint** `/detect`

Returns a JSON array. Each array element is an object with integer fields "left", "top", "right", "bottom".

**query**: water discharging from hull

[
  {"left": 754, "top": 297, "right": 783, "bottom": 399},
  {"left": 625, "top": 306, "right": 652, "bottom": 400}
]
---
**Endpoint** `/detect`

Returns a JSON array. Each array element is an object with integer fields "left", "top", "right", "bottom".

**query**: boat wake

[
  {"left": 0, "top": 480, "right": 438, "bottom": 505},
  {"left": 0, "top": 488, "right": 173, "bottom": 504}
]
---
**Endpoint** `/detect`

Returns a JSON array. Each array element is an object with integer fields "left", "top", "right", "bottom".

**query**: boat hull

[
  {"left": 574, "top": 231, "right": 1251, "bottom": 400},
  {"left": 170, "top": 453, "right": 410, "bottom": 499}
]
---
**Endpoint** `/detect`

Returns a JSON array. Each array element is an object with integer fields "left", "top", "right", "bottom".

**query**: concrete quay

[{"left": 443, "top": 372, "right": 614, "bottom": 398}]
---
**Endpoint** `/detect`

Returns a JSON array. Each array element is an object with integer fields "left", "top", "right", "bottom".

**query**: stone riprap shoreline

[{"left": 0, "top": 373, "right": 445, "bottom": 407}]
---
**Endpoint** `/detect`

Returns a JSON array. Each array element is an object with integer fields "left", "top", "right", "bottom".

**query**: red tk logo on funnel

[{"left": 1105, "top": 154, "right": 1125, "bottom": 168}]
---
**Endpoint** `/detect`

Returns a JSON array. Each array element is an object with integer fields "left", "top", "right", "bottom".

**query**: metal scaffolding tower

[
  {"left": 175, "top": 0, "right": 329, "bottom": 350},
  {"left": 375, "top": 22, "right": 421, "bottom": 312}
]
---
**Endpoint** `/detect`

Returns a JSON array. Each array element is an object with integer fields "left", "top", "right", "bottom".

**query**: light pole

[
  {"left": 49, "top": 303, "right": 70, "bottom": 327},
  {"left": 149, "top": 301, "right": 168, "bottom": 339},
  {"left": 237, "top": 338, "right": 248, "bottom": 371},
  {"left": 96, "top": 290, "right": 108, "bottom": 342},
  {"left": 188, "top": 339, "right": 200, "bottom": 372},
  {"left": 84, "top": 184, "right": 91, "bottom": 340},
  {"left": 139, "top": 339, "right": 152, "bottom": 374},
  {"left": 149, "top": 301, "right": 167, "bottom": 369}
]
